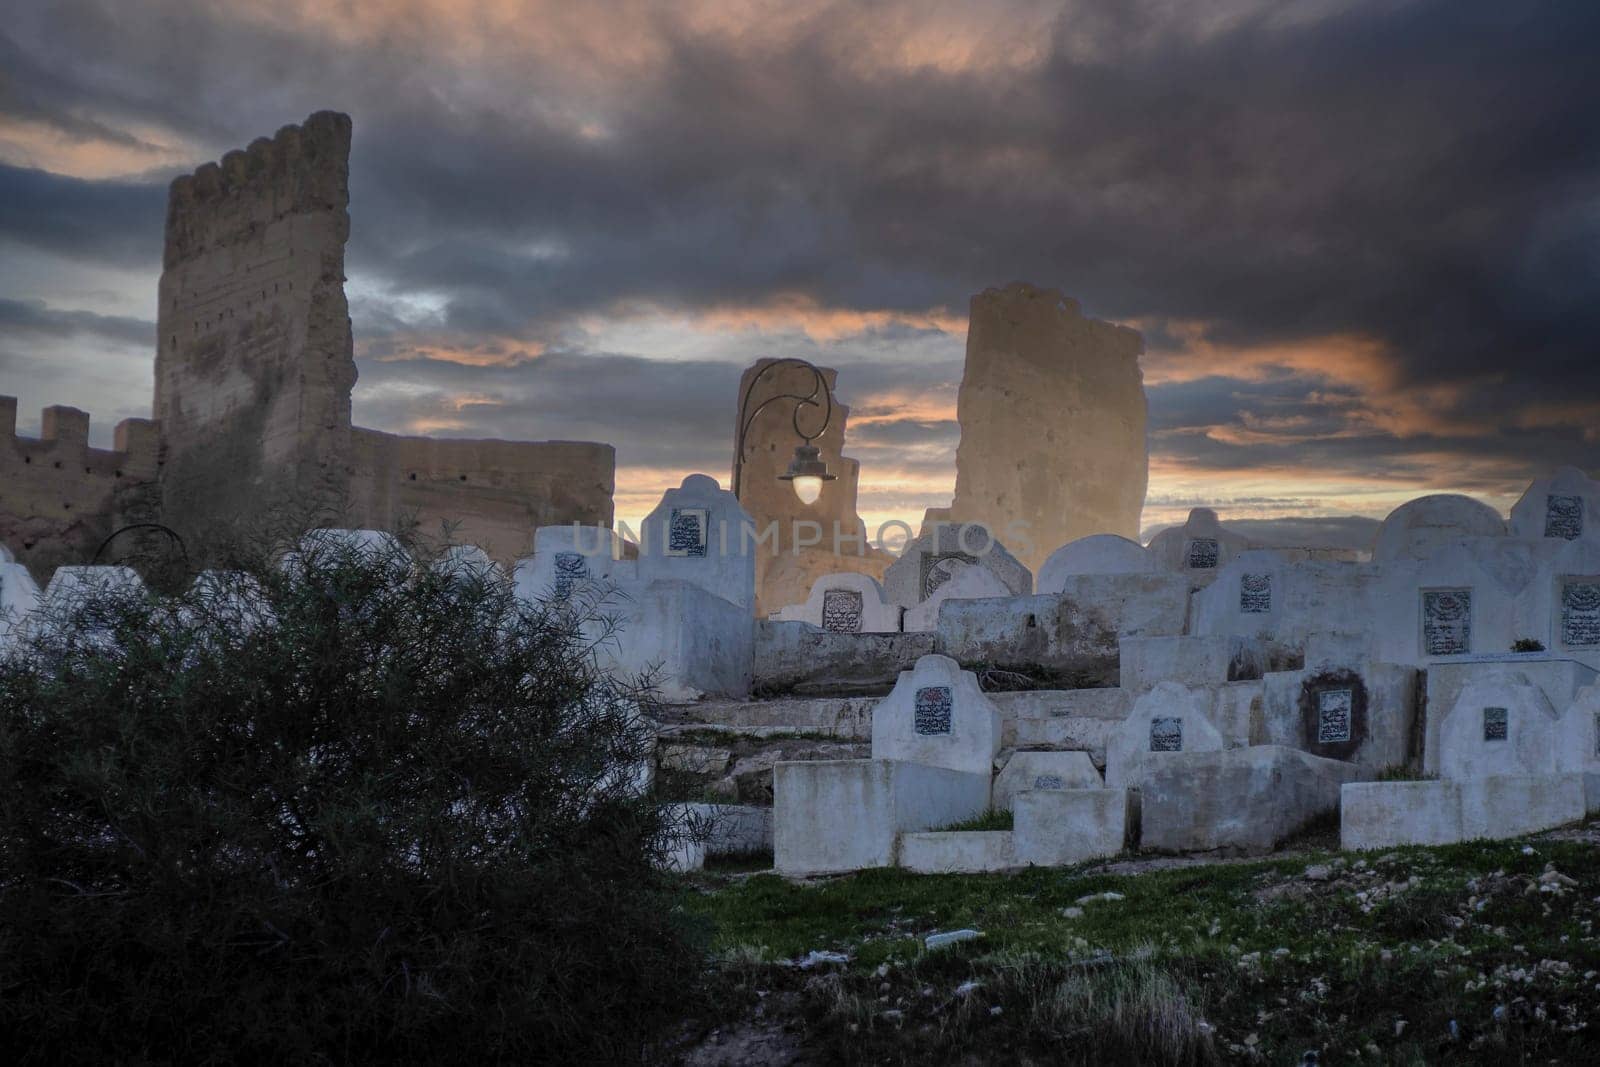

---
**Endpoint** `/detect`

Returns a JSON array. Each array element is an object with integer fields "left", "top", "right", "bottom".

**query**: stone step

[
  {"left": 654, "top": 695, "right": 876, "bottom": 738},
  {"left": 656, "top": 722, "right": 864, "bottom": 741},
  {"left": 989, "top": 687, "right": 1131, "bottom": 720},
  {"left": 655, "top": 687, "right": 1133, "bottom": 754}
]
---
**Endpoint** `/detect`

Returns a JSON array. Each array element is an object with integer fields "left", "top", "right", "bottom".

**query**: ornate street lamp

[{"left": 733, "top": 358, "right": 837, "bottom": 505}]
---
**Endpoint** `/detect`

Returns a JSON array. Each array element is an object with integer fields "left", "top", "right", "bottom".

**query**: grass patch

[
  {"left": 1375, "top": 764, "right": 1440, "bottom": 782},
  {"left": 703, "top": 849, "right": 775, "bottom": 874},
  {"left": 681, "top": 831, "right": 1600, "bottom": 1063},
  {"left": 935, "top": 809, "right": 1015, "bottom": 833}
]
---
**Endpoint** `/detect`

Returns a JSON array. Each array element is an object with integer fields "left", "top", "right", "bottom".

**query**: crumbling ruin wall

[
  {"left": 947, "top": 283, "right": 1148, "bottom": 576},
  {"left": 0, "top": 399, "right": 161, "bottom": 581},
  {"left": 348, "top": 429, "right": 614, "bottom": 564},
  {"left": 155, "top": 110, "right": 357, "bottom": 545}
]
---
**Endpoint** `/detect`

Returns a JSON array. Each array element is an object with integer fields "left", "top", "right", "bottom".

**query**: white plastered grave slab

[
  {"left": 772, "top": 758, "right": 990, "bottom": 875},
  {"left": 635, "top": 474, "right": 756, "bottom": 613},
  {"left": 1437, "top": 672, "right": 1558, "bottom": 780},
  {"left": 883, "top": 523, "right": 1031, "bottom": 608},
  {"left": 870, "top": 653, "right": 1002, "bottom": 776},
  {"left": 1105, "top": 681, "right": 1225, "bottom": 789},
  {"left": 901, "top": 562, "right": 1010, "bottom": 633},
  {"left": 512, "top": 524, "right": 622, "bottom": 603},
  {"left": 1509, "top": 467, "right": 1600, "bottom": 545},
  {"left": 1035, "top": 534, "right": 1155, "bottom": 594},
  {"left": 770, "top": 571, "right": 901, "bottom": 633},
  {"left": 992, "top": 750, "right": 1102, "bottom": 811},
  {"left": 1146, "top": 507, "right": 1253, "bottom": 582}
]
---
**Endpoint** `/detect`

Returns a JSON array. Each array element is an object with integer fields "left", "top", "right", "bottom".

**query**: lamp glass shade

[{"left": 791, "top": 474, "right": 824, "bottom": 505}]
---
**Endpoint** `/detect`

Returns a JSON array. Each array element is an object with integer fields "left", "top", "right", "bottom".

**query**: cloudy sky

[{"left": 3, "top": 0, "right": 1597, "bottom": 541}]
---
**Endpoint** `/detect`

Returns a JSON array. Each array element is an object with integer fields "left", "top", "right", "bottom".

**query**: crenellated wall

[{"left": 0, "top": 397, "right": 161, "bottom": 580}]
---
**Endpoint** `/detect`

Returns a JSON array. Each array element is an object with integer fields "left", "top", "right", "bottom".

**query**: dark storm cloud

[
  {"left": 0, "top": 165, "right": 163, "bottom": 266},
  {"left": 352, "top": 351, "right": 741, "bottom": 473},
  {"left": 8, "top": 0, "right": 1594, "bottom": 371},
  {"left": 0, "top": 297, "right": 154, "bottom": 347}
]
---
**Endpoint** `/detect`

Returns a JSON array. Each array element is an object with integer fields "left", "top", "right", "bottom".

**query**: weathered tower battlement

[
  {"left": 155, "top": 111, "right": 357, "bottom": 542},
  {"left": 0, "top": 397, "right": 161, "bottom": 575}
]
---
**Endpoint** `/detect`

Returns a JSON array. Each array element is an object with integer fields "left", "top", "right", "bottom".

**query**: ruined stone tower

[
  {"left": 947, "top": 283, "right": 1147, "bottom": 574},
  {"left": 156, "top": 111, "right": 358, "bottom": 542},
  {"left": 152, "top": 111, "right": 614, "bottom": 560}
]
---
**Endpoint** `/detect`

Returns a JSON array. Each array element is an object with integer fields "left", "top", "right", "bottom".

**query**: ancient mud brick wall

[
  {"left": 0, "top": 398, "right": 161, "bottom": 581},
  {"left": 348, "top": 429, "right": 613, "bottom": 564}
]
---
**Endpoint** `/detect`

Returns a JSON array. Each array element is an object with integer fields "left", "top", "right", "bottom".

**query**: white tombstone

[
  {"left": 1510, "top": 467, "right": 1600, "bottom": 545},
  {"left": 598, "top": 579, "right": 754, "bottom": 701},
  {"left": 769, "top": 571, "right": 901, "bottom": 633},
  {"left": 281, "top": 529, "right": 408, "bottom": 577},
  {"left": 513, "top": 524, "right": 621, "bottom": 603},
  {"left": 0, "top": 557, "right": 42, "bottom": 653},
  {"left": 42, "top": 565, "right": 146, "bottom": 605},
  {"left": 185, "top": 570, "right": 274, "bottom": 633},
  {"left": 35, "top": 566, "right": 147, "bottom": 647},
  {"left": 992, "top": 750, "right": 1103, "bottom": 811},
  {"left": 636, "top": 474, "right": 756, "bottom": 612},
  {"left": 432, "top": 543, "right": 503, "bottom": 581},
  {"left": 1189, "top": 549, "right": 1288, "bottom": 638},
  {"left": 901, "top": 562, "right": 1011, "bottom": 633},
  {"left": 1437, "top": 673, "right": 1557, "bottom": 780},
  {"left": 1105, "top": 681, "right": 1224, "bottom": 789},
  {"left": 869, "top": 653, "right": 1002, "bottom": 776},
  {"left": 882, "top": 522, "right": 1031, "bottom": 609},
  {"left": 1541, "top": 538, "right": 1600, "bottom": 664},
  {"left": 1370, "top": 494, "right": 1505, "bottom": 563},
  {"left": 1035, "top": 534, "right": 1155, "bottom": 594},
  {"left": 1192, "top": 556, "right": 1380, "bottom": 663},
  {"left": 1146, "top": 508, "right": 1253, "bottom": 579},
  {"left": 1556, "top": 684, "right": 1600, "bottom": 775},
  {"left": 1373, "top": 544, "right": 1519, "bottom": 664}
]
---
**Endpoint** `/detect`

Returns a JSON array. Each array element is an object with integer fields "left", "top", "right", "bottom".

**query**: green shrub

[{"left": 0, "top": 531, "right": 702, "bottom": 1063}]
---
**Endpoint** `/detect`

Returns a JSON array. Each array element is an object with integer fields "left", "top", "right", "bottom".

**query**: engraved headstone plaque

[
  {"left": 920, "top": 551, "right": 979, "bottom": 600},
  {"left": 1149, "top": 716, "right": 1183, "bottom": 752},
  {"left": 1483, "top": 706, "right": 1508, "bottom": 742},
  {"left": 1422, "top": 589, "right": 1472, "bottom": 656},
  {"left": 1032, "top": 774, "right": 1065, "bottom": 790},
  {"left": 1545, "top": 494, "right": 1584, "bottom": 540},
  {"left": 1186, "top": 538, "right": 1220, "bottom": 569},
  {"left": 1594, "top": 712, "right": 1600, "bottom": 758},
  {"left": 1317, "top": 688, "right": 1353, "bottom": 744},
  {"left": 1240, "top": 573, "right": 1272, "bottom": 614},
  {"left": 1561, "top": 580, "right": 1600, "bottom": 648},
  {"left": 914, "top": 686, "right": 953, "bottom": 736},
  {"left": 821, "top": 588, "right": 864, "bottom": 634},
  {"left": 667, "top": 507, "right": 708, "bottom": 557},
  {"left": 552, "top": 551, "right": 588, "bottom": 599}
]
